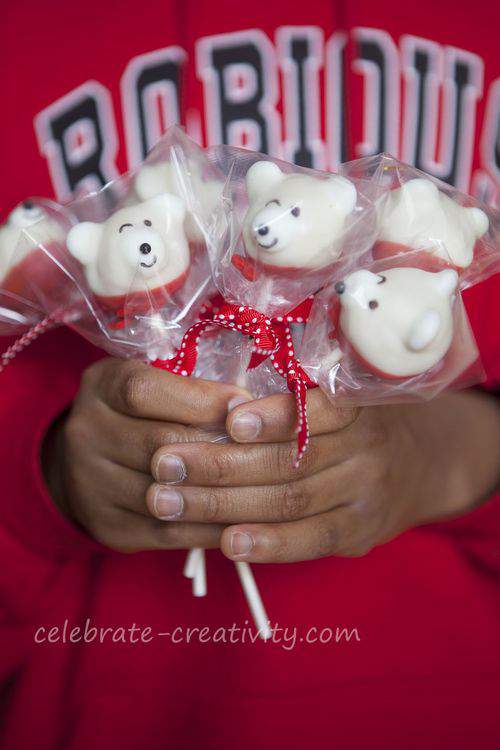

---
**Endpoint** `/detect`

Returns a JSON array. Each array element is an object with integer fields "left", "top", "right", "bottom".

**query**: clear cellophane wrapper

[
  {"left": 22, "top": 126, "right": 224, "bottom": 363},
  {"left": 189, "top": 144, "right": 380, "bottom": 396},
  {"left": 0, "top": 197, "right": 68, "bottom": 336},
  {"left": 301, "top": 153, "right": 500, "bottom": 405}
]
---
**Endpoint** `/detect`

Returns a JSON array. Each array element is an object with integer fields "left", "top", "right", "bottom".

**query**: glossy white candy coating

[
  {"left": 336, "top": 267, "right": 459, "bottom": 377},
  {"left": 135, "top": 160, "right": 222, "bottom": 242},
  {"left": 67, "top": 194, "right": 190, "bottom": 297},
  {"left": 242, "top": 161, "right": 357, "bottom": 269},
  {"left": 377, "top": 178, "right": 488, "bottom": 268},
  {"left": 0, "top": 201, "right": 47, "bottom": 281}
]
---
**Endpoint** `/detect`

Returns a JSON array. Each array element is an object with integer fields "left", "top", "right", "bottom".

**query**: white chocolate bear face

[
  {"left": 0, "top": 200, "right": 48, "bottom": 282},
  {"left": 335, "top": 267, "right": 459, "bottom": 377},
  {"left": 135, "top": 160, "right": 222, "bottom": 242},
  {"left": 377, "top": 178, "right": 488, "bottom": 268},
  {"left": 67, "top": 194, "right": 189, "bottom": 298},
  {"left": 242, "top": 161, "right": 357, "bottom": 270}
]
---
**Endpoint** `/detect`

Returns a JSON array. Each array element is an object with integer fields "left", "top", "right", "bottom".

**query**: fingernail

[
  {"left": 153, "top": 488, "right": 184, "bottom": 519},
  {"left": 156, "top": 454, "right": 186, "bottom": 484},
  {"left": 231, "top": 531, "right": 254, "bottom": 557},
  {"left": 230, "top": 412, "right": 262, "bottom": 441},
  {"left": 227, "top": 395, "right": 250, "bottom": 413}
]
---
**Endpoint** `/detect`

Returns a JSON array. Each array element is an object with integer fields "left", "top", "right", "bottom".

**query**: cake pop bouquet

[
  {"left": 153, "top": 143, "right": 378, "bottom": 467},
  {"left": 301, "top": 154, "right": 499, "bottom": 405},
  {"left": 5, "top": 137, "right": 498, "bottom": 640},
  {"left": 144, "top": 138, "right": 377, "bottom": 636}
]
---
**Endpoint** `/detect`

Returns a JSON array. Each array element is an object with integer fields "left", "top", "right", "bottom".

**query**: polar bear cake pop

[
  {"left": 333, "top": 266, "right": 459, "bottom": 378},
  {"left": 232, "top": 161, "right": 357, "bottom": 279},
  {"left": 375, "top": 178, "right": 488, "bottom": 268},
  {"left": 66, "top": 194, "right": 190, "bottom": 313}
]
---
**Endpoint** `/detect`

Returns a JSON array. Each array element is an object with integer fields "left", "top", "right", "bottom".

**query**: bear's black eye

[
  {"left": 377, "top": 275, "right": 386, "bottom": 284},
  {"left": 144, "top": 219, "right": 152, "bottom": 226},
  {"left": 369, "top": 300, "right": 379, "bottom": 310},
  {"left": 291, "top": 206, "right": 300, "bottom": 217}
]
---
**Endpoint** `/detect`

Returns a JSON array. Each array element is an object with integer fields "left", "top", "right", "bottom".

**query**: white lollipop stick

[
  {"left": 184, "top": 548, "right": 199, "bottom": 578},
  {"left": 235, "top": 562, "right": 272, "bottom": 640},
  {"left": 192, "top": 549, "right": 207, "bottom": 597},
  {"left": 184, "top": 548, "right": 207, "bottom": 597}
]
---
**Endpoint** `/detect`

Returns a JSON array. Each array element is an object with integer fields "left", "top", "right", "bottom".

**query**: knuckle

[
  {"left": 279, "top": 482, "right": 311, "bottom": 521},
  {"left": 273, "top": 443, "right": 296, "bottom": 479},
  {"left": 119, "top": 363, "right": 151, "bottom": 414},
  {"left": 193, "top": 381, "right": 215, "bottom": 412},
  {"left": 363, "top": 452, "right": 391, "bottom": 487},
  {"left": 64, "top": 412, "right": 91, "bottom": 455},
  {"left": 204, "top": 448, "right": 235, "bottom": 485},
  {"left": 202, "top": 488, "right": 222, "bottom": 522},
  {"left": 79, "top": 362, "right": 99, "bottom": 393},
  {"left": 316, "top": 522, "right": 343, "bottom": 557},
  {"left": 354, "top": 495, "right": 389, "bottom": 541},
  {"left": 82, "top": 357, "right": 118, "bottom": 395},
  {"left": 336, "top": 405, "right": 361, "bottom": 429},
  {"left": 324, "top": 510, "right": 376, "bottom": 559},
  {"left": 363, "top": 417, "right": 390, "bottom": 449},
  {"left": 179, "top": 380, "right": 213, "bottom": 420}
]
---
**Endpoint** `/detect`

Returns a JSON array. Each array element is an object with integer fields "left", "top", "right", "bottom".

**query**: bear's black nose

[
  {"left": 140, "top": 242, "right": 152, "bottom": 255},
  {"left": 335, "top": 281, "right": 345, "bottom": 295},
  {"left": 257, "top": 225, "right": 269, "bottom": 236}
]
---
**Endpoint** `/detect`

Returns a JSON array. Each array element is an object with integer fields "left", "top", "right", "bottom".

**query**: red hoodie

[{"left": 1, "top": 1, "right": 500, "bottom": 748}]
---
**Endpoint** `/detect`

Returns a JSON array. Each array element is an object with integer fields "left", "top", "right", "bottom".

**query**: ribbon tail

[
  {"left": 290, "top": 377, "right": 309, "bottom": 469},
  {"left": 286, "top": 295, "right": 315, "bottom": 321},
  {"left": 152, "top": 320, "right": 213, "bottom": 376},
  {"left": 247, "top": 350, "right": 268, "bottom": 370}
]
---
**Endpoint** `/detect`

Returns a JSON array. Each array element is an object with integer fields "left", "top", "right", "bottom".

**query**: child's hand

[
  {"left": 43, "top": 358, "right": 249, "bottom": 552},
  {"left": 148, "top": 389, "right": 500, "bottom": 562}
]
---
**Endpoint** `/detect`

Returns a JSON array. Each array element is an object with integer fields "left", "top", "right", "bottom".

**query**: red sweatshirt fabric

[{"left": 1, "top": 1, "right": 500, "bottom": 748}]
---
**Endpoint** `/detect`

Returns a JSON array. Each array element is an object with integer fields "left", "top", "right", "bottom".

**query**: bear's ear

[
  {"left": 143, "top": 192, "right": 186, "bottom": 226},
  {"left": 432, "top": 268, "right": 458, "bottom": 297},
  {"left": 324, "top": 176, "right": 357, "bottom": 214},
  {"left": 67, "top": 222, "right": 103, "bottom": 266},
  {"left": 466, "top": 206, "right": 489, "bottom": 238},
  {"left": 245, "top": 161, "right": 284, "bottom": 203},
  {"left": 406, "top": 310, "right": 441, "bottom": 352},
  {"left": 135, "top": 164, "right": 171, "bottom": 201},
  {"left": 402, "top": 178, "right": 440, "bottom": 202}
]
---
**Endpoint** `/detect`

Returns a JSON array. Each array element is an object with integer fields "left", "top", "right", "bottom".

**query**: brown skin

[{"left": 44, "top": 357, "right": 500, "bottom": 561}]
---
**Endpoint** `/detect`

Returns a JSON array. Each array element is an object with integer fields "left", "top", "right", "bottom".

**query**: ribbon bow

[{"left": 153, "top": 296, "right": 317, "bottom": 466}]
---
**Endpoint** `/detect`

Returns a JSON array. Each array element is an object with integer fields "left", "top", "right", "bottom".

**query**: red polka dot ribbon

[{"left": 152, "top": 295, "right": 317, "bottom": 467}]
